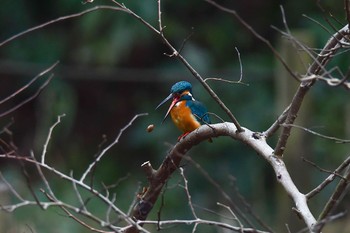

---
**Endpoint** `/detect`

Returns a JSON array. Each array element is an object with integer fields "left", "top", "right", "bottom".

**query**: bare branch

[{"left": 179, "top": 167, "right": 198, "bottom": 219}]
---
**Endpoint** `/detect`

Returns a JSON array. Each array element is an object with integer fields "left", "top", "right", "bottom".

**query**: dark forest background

[{"left": 0, "top": 0, "right": 348, "bottom": 232}]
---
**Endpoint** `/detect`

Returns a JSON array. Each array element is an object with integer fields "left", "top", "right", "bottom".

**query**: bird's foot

[{"left": 177, "top": 132, "right": 190, "bottom": 141}]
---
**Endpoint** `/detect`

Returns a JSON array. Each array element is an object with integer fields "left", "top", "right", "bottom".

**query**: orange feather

[{"left": 170, "top": 101, "right": 201, "bottom": 133}]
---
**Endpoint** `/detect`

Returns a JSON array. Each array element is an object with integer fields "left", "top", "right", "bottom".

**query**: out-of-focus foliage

[{"left": 0, "top": 0, "right": 349, "bottom": 232}]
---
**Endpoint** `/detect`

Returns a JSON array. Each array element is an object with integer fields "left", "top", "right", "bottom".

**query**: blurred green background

[{"left": 0, "top": 0, "right": 349, "bottom": 232}]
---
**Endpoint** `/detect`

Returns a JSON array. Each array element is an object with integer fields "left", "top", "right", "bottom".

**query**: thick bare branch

[{"left": 126, "top": 123, "right": 317, "bottom": 232}]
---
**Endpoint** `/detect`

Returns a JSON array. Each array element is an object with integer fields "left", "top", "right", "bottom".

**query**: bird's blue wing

[{"left": 186, "top": 100, "right": 211, "bottom": 125}]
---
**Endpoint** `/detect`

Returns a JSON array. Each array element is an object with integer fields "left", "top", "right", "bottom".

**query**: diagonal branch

[
  {"left": 0, "top": 61, "right": 58, "bottom": 105},
  {"left": 0, "top": 62, "right": 58, "bottom": 118}
]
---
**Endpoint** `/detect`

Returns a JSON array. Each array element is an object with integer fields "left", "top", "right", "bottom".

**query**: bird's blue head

[
  {"left": 156, "top": 81, "right": 193, "bottom": 122},
  {"left": 170, "top": 81, "right": 192, "bottom": 95}
]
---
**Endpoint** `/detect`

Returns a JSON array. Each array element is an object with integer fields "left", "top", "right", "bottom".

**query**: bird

[{"left": 156, "top": 81, "right": 211, "bottom": 141}]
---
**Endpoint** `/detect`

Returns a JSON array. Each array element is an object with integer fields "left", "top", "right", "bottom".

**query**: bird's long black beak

[
  {"left": 156, "top": 93, "right": 177, "bottom": 123},
  {"left": 156, "top": 93, "right": 172, "bottom": 110}
]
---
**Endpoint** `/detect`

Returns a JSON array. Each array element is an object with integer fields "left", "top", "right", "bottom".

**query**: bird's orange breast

[{"left": 170, "top": 101, "right": 201, "bottom": 133}]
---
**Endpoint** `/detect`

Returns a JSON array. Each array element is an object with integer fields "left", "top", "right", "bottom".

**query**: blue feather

[
  {"left": 171, "top": 81, "right": 192, "bottom": 94},
  {"left": 186, "top": 99, "right": 211, "bottom": 125}
]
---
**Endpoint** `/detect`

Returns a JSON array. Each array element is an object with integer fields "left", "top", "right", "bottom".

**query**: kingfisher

[{"left": 156, "top": 81, "right": 211, "bottom": 141}]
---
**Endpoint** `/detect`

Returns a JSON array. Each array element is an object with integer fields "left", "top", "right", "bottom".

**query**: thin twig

[
  {"left": 31, "top": 151, "right": 56, "bottom": 199},
  {"left": 263, "top": 105, "right": 290, "bottom": 138},
  {"left": 0, "top": 7, "right": 126, "bottom": 47},
  {"left": 283, "top": 123, "right": 350, "bottom": 143},
  {"left": 71, "top": 171, "right": 88, "bottom": 213},
  {"left": 0, "top": 63, "right": 57, "bottom": 118},
  {"left": 179, "top": 167, "right": 198, "bottom": 219},
  {"left": 217, "top": 202, "right": 244, "bottom": 233},
  {"left": 0, "top": 172, "right": 25, "bottom": 201},
  {"left": 41, "top": 114, "right": 66, "bottom": 164},
  {"left": 20, "top": 161, "right": 45, "bottom": 210},
  {"left": 204, "top": 47, "right": 248, "bottom": 86},
  {"left": 307, "top": 156, "right": 350, "bottom": 199},
  {"left": 0, "top": 61, "right": 58, "bottom": 105},
  {"left": 315, "top": 166, "right": 350, "bottom": 232},
  {"left": 302, "top": 157, "right": 347, "bottom": 180}
]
